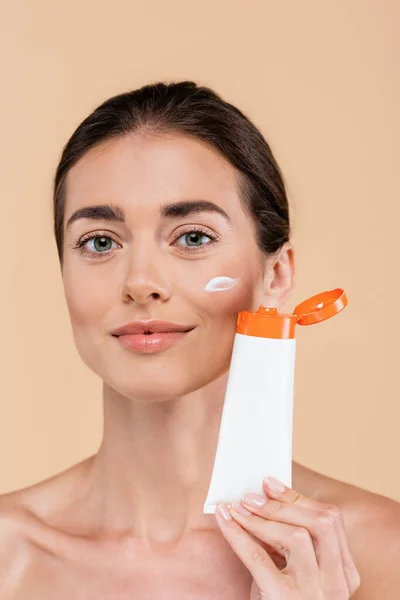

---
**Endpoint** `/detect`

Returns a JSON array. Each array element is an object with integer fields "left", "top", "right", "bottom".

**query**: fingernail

[
  {"left": 264, "top": 476, "right": 286, "bottom": 493},
  {"left": 243, "top": 493, "right": 266, "bottom": 507},
  {"left": 231, "top": 502, "right": 252, "bottom": 515},
  {"left": 217, "top": 503, "right": 232, "bottom": 520}
]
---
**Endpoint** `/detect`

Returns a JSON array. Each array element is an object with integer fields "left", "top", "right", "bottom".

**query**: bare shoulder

[
  {"left": 0, "top": 455, "right": 94, "bottom": 527},
  {"left": 293, "top": 461, "right": 400, "bottom": 599},
  {"left": 0, "top": 493, "right": 37, "bottom": 598},
  {"left": 0, "top": 457, "right": 95, "bottom": 596}
]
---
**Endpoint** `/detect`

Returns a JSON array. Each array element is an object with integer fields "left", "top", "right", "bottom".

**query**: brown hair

[{"left": 53, "top": 80, "right": 291, "bottom": 267}]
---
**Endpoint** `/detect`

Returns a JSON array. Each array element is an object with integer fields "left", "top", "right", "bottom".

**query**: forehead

[{"left": 64, "top": 132, "right": 242, "bottom": 219}]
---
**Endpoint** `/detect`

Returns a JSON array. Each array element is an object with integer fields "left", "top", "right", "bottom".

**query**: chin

[{"left": 101, "top": 369, "right": 204, "bottom": 402}]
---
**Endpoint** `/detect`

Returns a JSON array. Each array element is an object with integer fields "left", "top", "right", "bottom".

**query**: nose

[{"left": 121, "top": 240, "right": 170, "bottom": 306}]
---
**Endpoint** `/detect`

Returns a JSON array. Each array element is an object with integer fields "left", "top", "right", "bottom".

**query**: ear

[{"left": 261, "top": 242, "right": 295, "bottom": 309}]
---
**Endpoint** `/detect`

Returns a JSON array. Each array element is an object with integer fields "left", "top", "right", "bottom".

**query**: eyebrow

[{"left": 65, "top": 200, "right": 232, "bottom": 231}]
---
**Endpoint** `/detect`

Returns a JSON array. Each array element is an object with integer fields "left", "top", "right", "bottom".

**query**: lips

[
  {"left": 115, "top": 330, "right": 193, "bottom": 353},
  {"left": 111, "top": 320, "right": 195, "bottom": 336}
]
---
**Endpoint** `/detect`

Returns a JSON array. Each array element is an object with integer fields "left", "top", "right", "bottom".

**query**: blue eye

[
  {"left": 74, "top": 233, "right": 120, "bottom": 259},
  {"left": 174, "top": 228, "right": 217, "bottom": 250},
  {"left": 73, "top": 226, "right": 219, "bottom": 259},
  {"left": 86, "top": 236, "right": 117, "bottom": 252}
]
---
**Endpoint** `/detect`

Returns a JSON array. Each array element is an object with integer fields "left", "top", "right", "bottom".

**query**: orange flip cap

[{"left": 236, "top": 288, "right": 348, "bottom": 339}]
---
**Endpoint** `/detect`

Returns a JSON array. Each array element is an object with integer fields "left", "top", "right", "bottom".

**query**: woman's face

[{"left": 62, "top": 132, "right": 280, "bottom": 400}]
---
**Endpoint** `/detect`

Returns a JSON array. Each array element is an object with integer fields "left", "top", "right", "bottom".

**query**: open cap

[
  {"left": 293, "top": 288, "right": 348, "bottom": 325},
  {"left": 236, "top": 288, "right": 348, "bottom": 339}
]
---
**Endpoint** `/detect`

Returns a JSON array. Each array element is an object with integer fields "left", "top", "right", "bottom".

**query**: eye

[
  {"left": 173, "top": 227, "right": 218, "bottom": 251},
  {"left": 73, "top": 233, "right": 120, "bottom": 258},
  {"left": 72, "top": 226, "right": 219, "bottom": 259}
]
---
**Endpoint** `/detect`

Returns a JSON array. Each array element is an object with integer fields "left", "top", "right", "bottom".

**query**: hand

[{"left": 214, "top": 476, "right": 361, "bottom": 599}]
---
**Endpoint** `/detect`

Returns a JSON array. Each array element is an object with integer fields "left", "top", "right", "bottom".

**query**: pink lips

[
  {"left": 111, "top": 320, "right": 195, "bottom": 336},
  {"left": 111, "top": 319, "right": 195, "bottom": 354},
  {"left": 116, "top": 330, "right": 192, "bottom": 353}
]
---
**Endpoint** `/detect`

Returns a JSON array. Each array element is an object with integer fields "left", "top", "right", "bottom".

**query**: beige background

[{"left": 1, "top": 1, "right": 399, "bottom": 502}]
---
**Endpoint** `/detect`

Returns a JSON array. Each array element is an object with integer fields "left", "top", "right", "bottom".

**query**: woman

[{"left": 1, "top": 80, "right": 399, "bottom": 599}]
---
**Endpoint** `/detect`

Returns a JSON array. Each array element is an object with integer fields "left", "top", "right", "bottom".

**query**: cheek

[
  {"left": 204, "top": 278, "right": 245, "bottom": 315},
  {"left": 62, "top": 272, "right": 110, "bottom": 332},
  {"left": 62, "top": 274, "right": 114, "bottom": 371},
  {"left": 185, "top": 272, "right": 263, "bottom": 321}
]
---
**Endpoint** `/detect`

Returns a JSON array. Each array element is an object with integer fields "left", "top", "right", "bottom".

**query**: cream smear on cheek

[{"left": 204, "top": 276, "right": 241, "bottom": 292}]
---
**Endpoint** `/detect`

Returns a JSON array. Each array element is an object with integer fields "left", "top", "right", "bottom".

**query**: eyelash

[{"left": 72, "top": 227, "right": 219, "bottom": 259}]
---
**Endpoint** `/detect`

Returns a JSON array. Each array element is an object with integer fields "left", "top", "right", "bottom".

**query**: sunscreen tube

[{"left": 203, "top": 288, "right": 348, "bottom": 514}]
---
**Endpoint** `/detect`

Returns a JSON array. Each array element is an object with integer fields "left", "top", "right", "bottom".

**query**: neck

[{"left": 86, "top": 372, "right": 229, "bottom": 548}]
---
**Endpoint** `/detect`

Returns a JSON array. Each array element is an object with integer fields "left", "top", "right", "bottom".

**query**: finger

[
  {"left": 240, "top": 494, "right": 349, "bottom": 595},
  {"left": 229, "top": 502, "right": 322, "bottom": 586},
  {"left": 215, "top": 503, "right": 284, "bottom": 595},
  {"left": 262, "top": 477, "right": 360, "bottom": 594}
]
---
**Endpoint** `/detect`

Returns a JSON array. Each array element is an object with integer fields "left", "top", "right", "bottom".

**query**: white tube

[{"left": 203, "top": 333, "right": 296, "bottom": 513}]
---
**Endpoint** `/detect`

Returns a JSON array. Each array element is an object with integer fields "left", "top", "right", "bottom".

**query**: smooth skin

[{"left": 1, "top": 132, "right": 399, "bottom": 599}]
